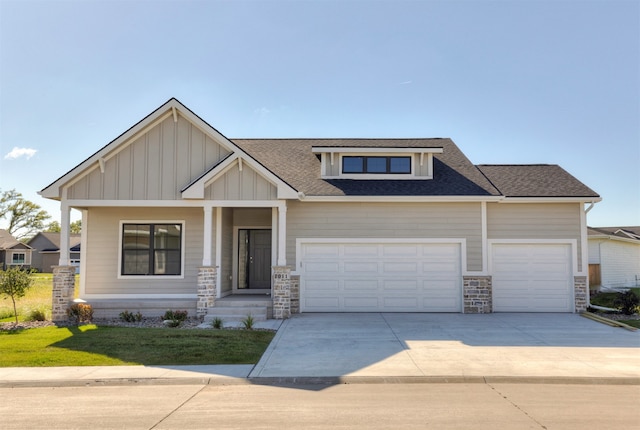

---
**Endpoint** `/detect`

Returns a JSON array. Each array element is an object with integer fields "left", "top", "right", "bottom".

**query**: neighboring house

[
  {"left": 0, "top": 229, "right": 33, "bottom": 270},
  {"left": 40, "top": 98, "right": 601, "bottom": 319},
  {"left": 588, "top": 226, "right": 640, "bottom": 292},
  {"left": 27, "top": 232, "right": 82, "bottom": 273}
]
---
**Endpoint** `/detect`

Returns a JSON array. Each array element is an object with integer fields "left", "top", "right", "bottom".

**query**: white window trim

[
  {"left": 118, "top": 220, "right": 186, "bottom": 280},
  {"left": 9, "top": 251, "right": 29, "bottom": 265},
  {"left": 339, "top": 154, "right": 414, "bottom": 178}
]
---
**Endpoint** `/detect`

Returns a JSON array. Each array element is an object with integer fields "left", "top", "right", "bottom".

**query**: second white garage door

[
  {"left": 491, "top": 243, "right": 573, "bottom": 312},
  {"left": 300, "top": 241, "right": 462, "bottom": 312}
]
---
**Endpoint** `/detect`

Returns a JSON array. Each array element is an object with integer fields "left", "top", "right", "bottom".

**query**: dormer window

[
  {"left": 343, "top": 156, "right": 411, "bottom": 174},
  {"left": 312, "top": 146, "right": 443, "bottom": 180}
]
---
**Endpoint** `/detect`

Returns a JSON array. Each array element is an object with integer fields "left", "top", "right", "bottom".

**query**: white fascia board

[
  {"left": 181, "top": 154, "right": 239, "bottom": 199},
  {"left": 65, "top": 199, "right": 286, "bottom": 209},
  {"left": 300, "top": 195, "right": 504, "bottom": 203},
  {"left": 588, "top": 234, "right": 640, "bottom": 245},
  {"left": 498, "top": 197, "right": 603, "bottom": 203},
  {"left": 40, "top": 107, "right": 176, "bottom": 199},
  {"left": 311, "top": 147, "right": 444, "bottom": 154}
]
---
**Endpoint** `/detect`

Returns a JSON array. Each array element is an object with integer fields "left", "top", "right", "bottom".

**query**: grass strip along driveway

[{"left": 0, "top": 325, "right": 274, "bottom": 367}]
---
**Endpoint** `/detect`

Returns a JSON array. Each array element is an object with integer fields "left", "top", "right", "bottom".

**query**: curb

[{"left": 3, "top": 375, "right": 639, "bottom": 388}]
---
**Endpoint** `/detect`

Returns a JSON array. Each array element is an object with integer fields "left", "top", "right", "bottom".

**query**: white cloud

[
  {"left": 399, "top": 80, "right": 413, "bottom": 85},
  {"left": 4, "top": 147, "right": 37, "bottom": 160},
  {"left": 254, "top": 107, "right": 271, "bottom": 115}
]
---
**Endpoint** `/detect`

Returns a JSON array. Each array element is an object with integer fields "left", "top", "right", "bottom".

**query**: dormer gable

[{"left": 312, "top": 146, "right": 443, "bottom": 180}]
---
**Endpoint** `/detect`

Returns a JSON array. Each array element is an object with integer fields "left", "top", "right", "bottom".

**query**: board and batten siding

[
  {"left": 83, "top": 207, "right": 205, "bottom": 295},
  {"left": 67, "top": 115, "right": 231, "bottom": 200},
  {"left": 205, "top": 163, "right": 277, "bottom": 200},
  {"left": 486, "top": 203, "right": 583, "bottom": 271},
  {"left": 287, "top": 201, "right": 482, "bottom": 271}
]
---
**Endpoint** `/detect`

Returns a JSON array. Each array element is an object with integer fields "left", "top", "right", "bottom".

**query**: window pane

[
  {"left": 155, "top": 250, "right": 181, "bottom": 275},
  {"left": 123, "top": 250, "right": 149, "bottom": 275},
  {"left": 12, "top": 253, "right": 25, "bottom": 264},
  {"left": 366, "top": 157, "right": 387, "bottom": 173},
  {"left": 390, "top": 157, "right": 411, "bottom": 173},
  {"left": 123, "top": 224, "right": 150, "bottom": 250},
  {"left": 343, "top": 157, "right": 364, "bottom": 173},
  {"left": 154, "top": 224, "right": 181, "bottom": 249}
]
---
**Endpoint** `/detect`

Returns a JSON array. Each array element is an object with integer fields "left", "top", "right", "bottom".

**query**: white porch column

[
  {"left": 59, "top": 202, "right": 71, "bottom": 266},
  {"left": 277, "top": 203, "right": 287, "bottom": 266},
  {"left": 215, "top": 207, "right": 222, "bottom": 298},
  {"left": 202, "top": 206, "right": 213, "bottom": 266}
]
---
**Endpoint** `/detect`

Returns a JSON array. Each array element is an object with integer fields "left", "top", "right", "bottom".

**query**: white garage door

[
  {"left": 300, "top": 241, "right": 462, "bottom": 312},
  {"left": 491, "top": 243, "right": 573, "bottom": 312}
]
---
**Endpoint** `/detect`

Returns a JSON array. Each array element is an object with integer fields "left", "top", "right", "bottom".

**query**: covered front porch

[{"left": 196, "top": 201, "right": 297, "bottom": 320}]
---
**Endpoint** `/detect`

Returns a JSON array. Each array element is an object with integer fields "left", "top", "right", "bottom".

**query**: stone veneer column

[
  {"left": 290, "top": 275, "right": 300, "bottom": 314},
  {"left": 52, "top": 266, "right": 76, "bottom": 322},
  {"left": 574, "top": 276, "right": 588, "bottom": 313},
  {"left": 272, "top": 266, "right": 291, "bottom": 319},
  {"left": 197, "top": 267, "right": 217, "bottom": 318},
  {"left": 463, "top": 276, "right": 492, "bottom": 313}
]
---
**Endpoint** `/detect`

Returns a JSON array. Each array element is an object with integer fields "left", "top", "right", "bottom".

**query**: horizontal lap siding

[
  {"left": 487, "top": 203, "right": 583, "bottom": 271},
  {"left": 287, "top": 201, "right": 482, "bottom": 271},
  {"left": 600, "top": 241, "right": 640, "bottom": 288},
  {"left": 84, "top": 207, "right": 204, "bottom": 295}
]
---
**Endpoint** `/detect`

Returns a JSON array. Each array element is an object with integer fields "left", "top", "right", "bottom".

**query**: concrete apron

[{"left": 249, "top": 313, "right": 640, "bottom": 382}]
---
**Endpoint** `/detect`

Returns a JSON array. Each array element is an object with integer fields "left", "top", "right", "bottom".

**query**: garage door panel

[
  {"left": 305, "top": 262, "right": 340, "bottom": 273},
  {"left": 301, "top": 241, "right": 462, "bottom": 312},
  {"left": 383, "top": 262, "right": 419, "bottom": 273},
  {"left": 383, "top": 279, "right": 418, "bottom": 291},
  {"left": 344, "top": 280, "right": 378, "bottom": 291},
  {"left": 492, "top": 244, "right": 572, "bottom": 313},
  {"left": 344, "top": 262, "right": 379, "bottom": 273},
  {"left": 382, "top": 245, "right": 420, "bottom": 258}
]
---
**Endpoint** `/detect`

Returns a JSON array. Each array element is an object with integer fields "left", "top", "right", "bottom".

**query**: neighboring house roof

[
  {"left": 0, "top": 229, "right": 32, "bottom": 250},
  {"left": 476, "top": 165, "right": 600, "bottom": 198},
  {"left": 233, "top": 138, "right": 502, "bottom": 197},
  {"left": 588, "top": 226, "right": 640, "bottom": 243},
  {"left": 28, "top": 232, "right": 82, "bottom": 252}
]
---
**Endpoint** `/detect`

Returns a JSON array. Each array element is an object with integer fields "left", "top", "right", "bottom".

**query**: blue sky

[{"left": 1, "top": 0, "right": 638, "bottom": 228}]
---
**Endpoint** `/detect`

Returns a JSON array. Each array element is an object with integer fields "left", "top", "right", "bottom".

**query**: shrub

[
  {"left": 67, "top": 303, "right": 93, "bottom": 324},
  {"left": 119, "top": 310, "right": 143, "bottom": 322},
  {"left": 614, "top": 291, "right": 640, "bottom": 315},
  {"left": 26, "top": 308, "right": 47, "bottom": 322},
  {"left": 211, "top": 317, "right": 223, "bottom": 329},
  {"left": 163, "top": 309, "right": 188, "bottom": 327},
  {"left": 242, "top": 314, "right": 255, "bottom": 330},
  {"left": 163, "top": 309, "right": 188, "bottom": 322}
]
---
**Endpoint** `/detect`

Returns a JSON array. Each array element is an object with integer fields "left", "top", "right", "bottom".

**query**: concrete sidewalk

[{"left": 1, "top": 313, "right": 639, "bottom": 387}]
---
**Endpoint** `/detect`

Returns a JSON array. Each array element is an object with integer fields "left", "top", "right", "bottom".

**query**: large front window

[
  {"left": 342, "top": 156, "right": 411, "bottom": 174},
  {"left": 121, "top": 223, "right": 182, "bottom": 276}
]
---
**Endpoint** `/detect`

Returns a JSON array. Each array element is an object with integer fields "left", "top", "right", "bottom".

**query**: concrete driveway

[{"left": 250, "top": 313, "right": 640, "bottom": 380}]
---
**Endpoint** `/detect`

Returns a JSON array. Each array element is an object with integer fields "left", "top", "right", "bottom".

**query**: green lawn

[
  {"left": 0, "top": 273, "right": 78, "bottom": 322},
  {"left": 590, "top": 288, "right": 640, "bottom": 328},
  {"left": 0, "top": 325, "right": 274, "bottom": 367}
]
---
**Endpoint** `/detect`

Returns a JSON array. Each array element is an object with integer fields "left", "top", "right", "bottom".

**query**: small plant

[
  {"left": 119, "top": 310, "right": 143, "bottom": 322},
  {"left": 67, "top": 303, "right": 93, "bottom": 324},
  {"left": 0, "top": 267, "right": 34, "bottom": 323},
  {"left": 211, "top": 317, "right": 223, "bottom": 329},
  {"left": 242, "top": 314, "right": 255, "bottom": 330},
  {"left": 163, "top": 309, "right": 188, "bottom": 327},
  {"left": 26, "top": 307, "right": 47, "bottom": 322},
  {"left": 614, "top": 290, "right": 640, "bottom": 315}
]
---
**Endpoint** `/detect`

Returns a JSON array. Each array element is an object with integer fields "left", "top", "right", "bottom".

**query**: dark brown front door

[{"left": 239, "top": 229, "right": 271, "bottom": 289}]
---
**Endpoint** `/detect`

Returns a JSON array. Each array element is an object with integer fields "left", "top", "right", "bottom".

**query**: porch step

[{"left": 203, "top": 296, "right": 273, "bottom": 324}]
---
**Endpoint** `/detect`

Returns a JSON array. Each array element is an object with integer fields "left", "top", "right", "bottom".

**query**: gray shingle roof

[
  {"left": 476, "top": 164, "right": 600, "bottom": 198},
  {"left": 232, "top": 138, "right": 502, "bottom": 197},
  {"left": 588, "top": 226, "right": 640, "bottom": 241}
]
